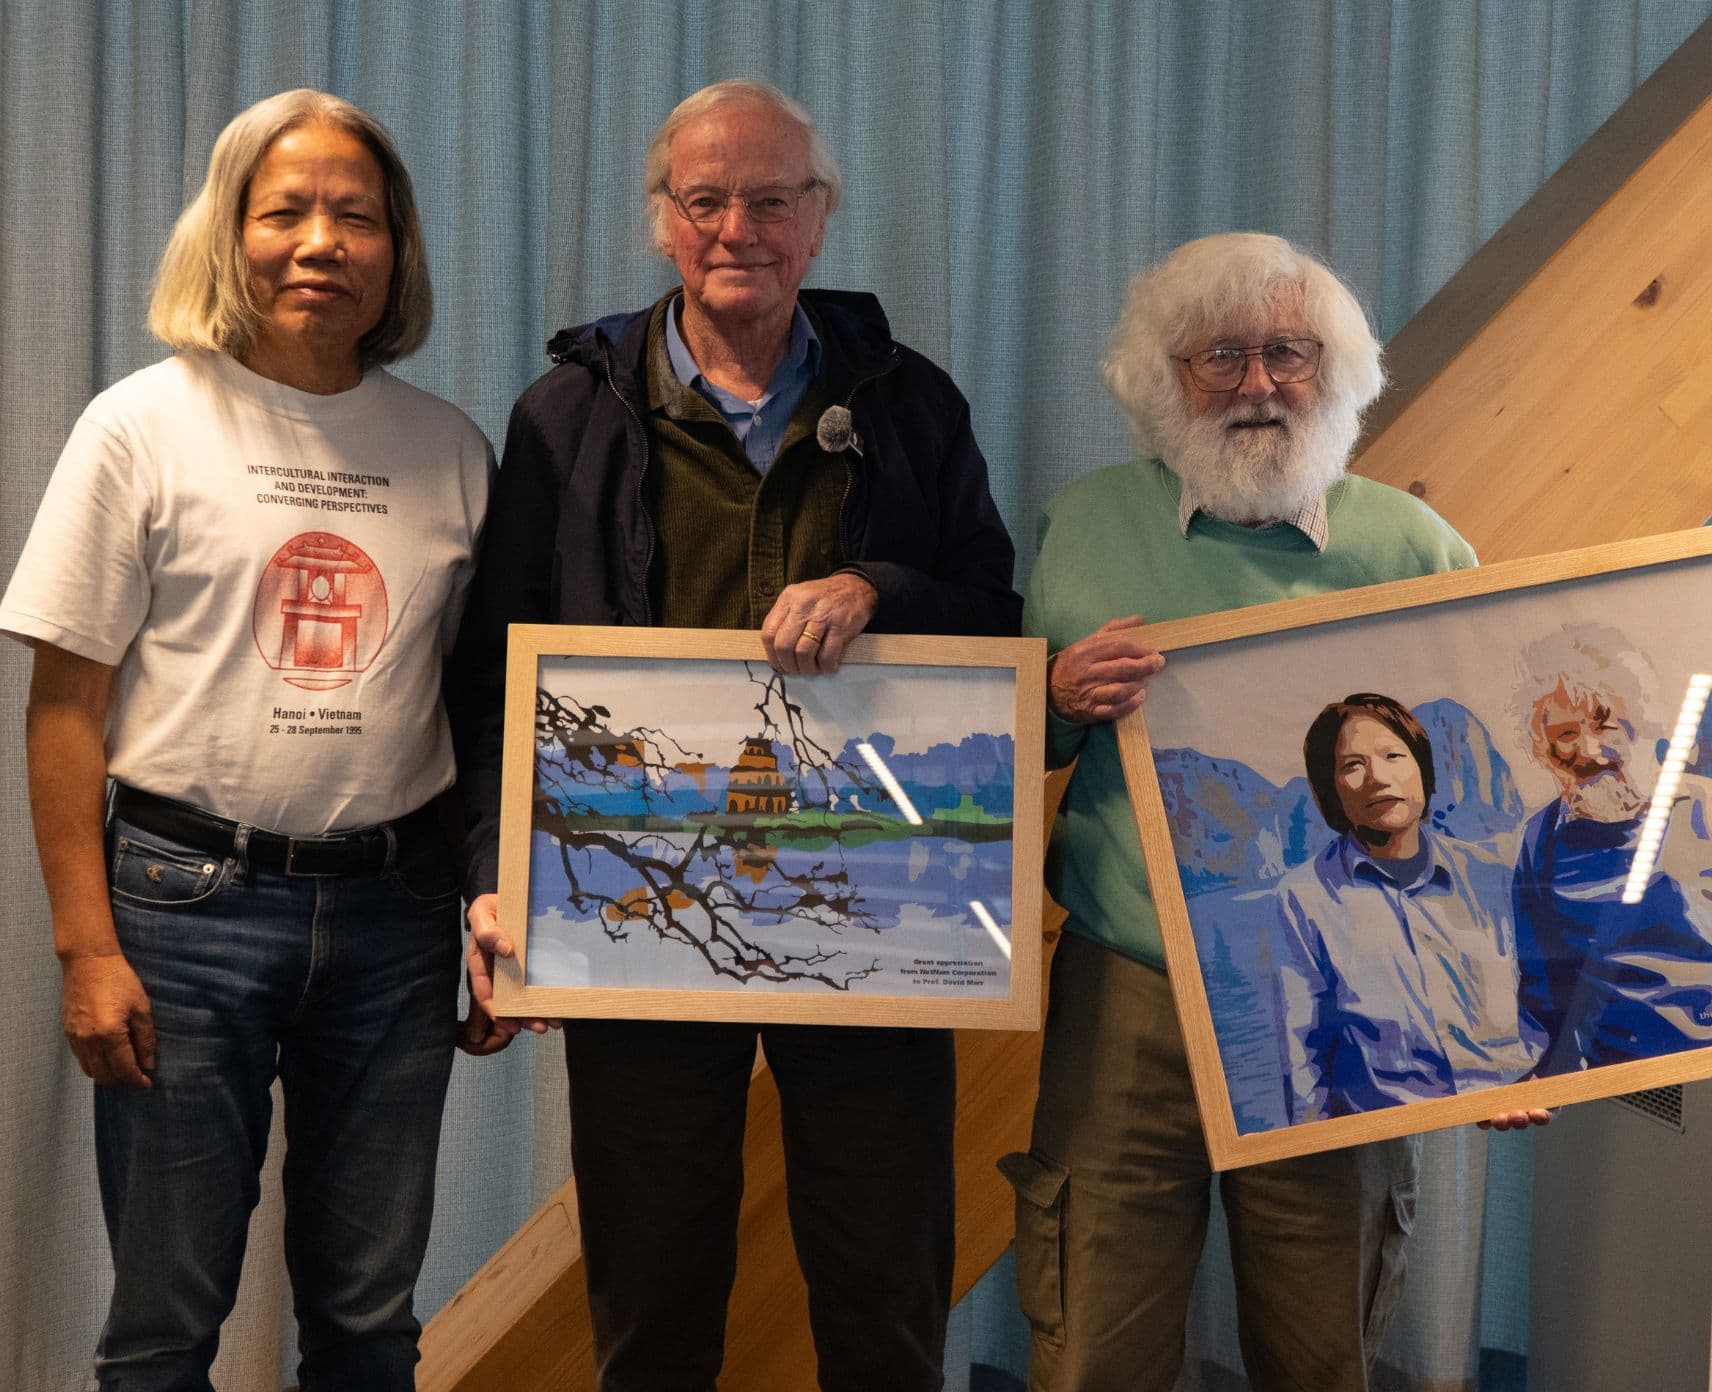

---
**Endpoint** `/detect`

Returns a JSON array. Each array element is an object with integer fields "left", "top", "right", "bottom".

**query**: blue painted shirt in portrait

[
  {"left": 1274, "top": 827, "right": 1545, "bottom": 1123},
  {"left": 1514, "top": 782, "right": 1712, "bottom": 1074}
]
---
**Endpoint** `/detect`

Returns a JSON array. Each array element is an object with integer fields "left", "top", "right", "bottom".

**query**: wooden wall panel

[{"left": 1355, "top": 18, "right": 1712, "bottom": 563}]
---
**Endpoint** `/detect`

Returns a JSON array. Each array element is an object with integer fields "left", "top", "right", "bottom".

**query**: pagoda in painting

[{"left": 724, "top": 736, "right": 793, "bottom": 815}]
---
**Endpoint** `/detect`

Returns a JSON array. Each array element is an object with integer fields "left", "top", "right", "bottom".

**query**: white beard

[
  {"left": 1159, "top": 397, "right": 1360, "bottom": 524},
  {"left": 1562, "top": 767, "right": 1648, "bottom": 823}
]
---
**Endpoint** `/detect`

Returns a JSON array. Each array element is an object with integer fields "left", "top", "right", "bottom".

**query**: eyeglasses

[
  {"left": 666, "top": 180, "right": 823, "bottom": 224},
  {"left": 1176, "top": 338, "right": 1323, "bottom": 392}
]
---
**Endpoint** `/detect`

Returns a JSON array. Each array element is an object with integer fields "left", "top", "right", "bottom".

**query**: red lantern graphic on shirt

[{"left": 253, "top": 532, "right": 389, "bottom": 691}]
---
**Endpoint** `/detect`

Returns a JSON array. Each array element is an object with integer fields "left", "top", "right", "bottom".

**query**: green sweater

[{"left": 1024, "top": 457, "right": 1477, "bottom": 971}]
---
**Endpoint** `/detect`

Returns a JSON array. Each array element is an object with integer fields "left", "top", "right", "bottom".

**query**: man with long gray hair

[
  {"left": 1006, "top": 232, "right": 1542, "bottom": 1392},
  {"left": 2, "top": 89, "right": 489, "bottom": 1389}
]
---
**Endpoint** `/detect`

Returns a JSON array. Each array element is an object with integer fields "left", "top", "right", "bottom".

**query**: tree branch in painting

[
  {"left": 532, "top": 687, "right": 708, "bottom": 818},
  {"left": 747, "top": 663, "right": 880, "bottom": 806},
  {"left": 532, "top": 678, "right": 883, "bottom": 989}
]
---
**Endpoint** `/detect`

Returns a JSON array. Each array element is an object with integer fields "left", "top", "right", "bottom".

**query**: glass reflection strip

[
  {"left": 969, "top": 900, "right": 1011, "bottom": 959},
  {"left": 1621, "top": 673, "right": 1712, "bottom": 904},
  {"left": 854, "top": 740, "right": 924, "bottom": 824}
]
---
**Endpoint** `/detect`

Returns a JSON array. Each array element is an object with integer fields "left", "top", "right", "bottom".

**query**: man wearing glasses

[
  {"left": 1006, "top": 233, "right": 1541, "bottom": 1391},
  {"left": 450, "top": 79, "right": 1019, "bottom": 1392}
]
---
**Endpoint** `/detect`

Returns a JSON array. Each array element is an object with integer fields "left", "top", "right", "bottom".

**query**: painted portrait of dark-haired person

[{"left": 1273, "top": 694, "right": 1544, "bottom": 1123}]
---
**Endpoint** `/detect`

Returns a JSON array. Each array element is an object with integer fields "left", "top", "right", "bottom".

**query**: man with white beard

[
  {"left": 1004, "top": 233, "right": 1539, "bottom": 1392},
  {"left": 1511, "top": 626, "right": 1712, "bottom": 1076}
]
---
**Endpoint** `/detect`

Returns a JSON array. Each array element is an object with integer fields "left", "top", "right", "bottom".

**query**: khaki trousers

[{"left": 1005, "top": 931, "right": 1419, "bottom": 1392}]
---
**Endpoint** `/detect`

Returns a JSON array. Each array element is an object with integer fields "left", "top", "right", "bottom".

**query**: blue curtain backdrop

[{"left": 2, "top": 3, "right": 1707, "bottom": 1388}]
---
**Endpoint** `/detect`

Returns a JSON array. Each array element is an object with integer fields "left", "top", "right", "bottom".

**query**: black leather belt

[{"left": 111, "top": 784, "right": 440, "bottom": 877}]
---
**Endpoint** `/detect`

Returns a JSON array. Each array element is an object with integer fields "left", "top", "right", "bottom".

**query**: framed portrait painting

[
  {"left": 493, "top": 626, "right": 1045, "bottom": 1030},
  {"left": 1117, "top": 528, "right": 1712, "bottom": 1169}
]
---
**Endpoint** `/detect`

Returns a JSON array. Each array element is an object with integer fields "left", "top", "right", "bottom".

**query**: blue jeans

[{"left": 92, "top": 807, "right": 461, "bottom": 1392}]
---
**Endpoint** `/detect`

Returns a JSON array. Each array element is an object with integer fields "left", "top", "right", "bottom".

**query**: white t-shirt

[{"left": 0, "top": 351, "right": 492, "bottom": 834}]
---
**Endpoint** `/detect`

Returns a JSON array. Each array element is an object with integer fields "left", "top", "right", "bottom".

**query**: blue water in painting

[
  {"left": 1190, "top": 886, "right": 1293, "bottom": 1134},
  {"left": 526, "top": 829, "right": 1014, "bottom": 997}
]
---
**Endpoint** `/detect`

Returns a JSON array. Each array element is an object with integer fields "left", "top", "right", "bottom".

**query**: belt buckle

[{"left": 284, "top": 835, "right": 343, "bottom": 876}]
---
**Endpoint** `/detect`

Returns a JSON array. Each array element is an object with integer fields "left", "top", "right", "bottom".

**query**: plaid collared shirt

[{"left": 1175, "top": 483, "right": 1330, "bottom": 552}]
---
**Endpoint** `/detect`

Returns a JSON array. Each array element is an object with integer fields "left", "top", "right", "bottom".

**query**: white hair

[
  {"left": 1510, "top": 624, "right": 1657, "bottom": 749},
  {"left": 642, "top": 79, "right": 842, "bottom": 255},
  {"left": 1102, "top": 232, "right": 1384, "bottom": 457}
]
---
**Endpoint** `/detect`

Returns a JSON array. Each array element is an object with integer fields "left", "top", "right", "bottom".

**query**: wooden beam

[{"left": 416, "top": 1178, "right": 593, "bottom": 1391}]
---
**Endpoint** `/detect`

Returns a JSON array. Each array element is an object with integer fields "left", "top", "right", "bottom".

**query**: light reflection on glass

[
  {"left": 969, "top": 900, "right": 1011, "bottom": 960},
  {"left": 1621, "top": 672, "right": 1712, "bottom": 904},
  {"left": 854, "top": 740, "right": 923, "bottom": 824}
]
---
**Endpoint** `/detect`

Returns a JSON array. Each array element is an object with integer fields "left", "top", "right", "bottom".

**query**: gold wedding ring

[{"left": 802, "top": 626, "right": 825, "bottom": 645}]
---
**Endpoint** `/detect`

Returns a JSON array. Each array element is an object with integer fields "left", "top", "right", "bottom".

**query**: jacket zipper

[
  {"left": 837, "top": 352, "right": 901, "bottom": 561},
  {"left": 604, "top": 347, "right": 655, "bottom": 625}
]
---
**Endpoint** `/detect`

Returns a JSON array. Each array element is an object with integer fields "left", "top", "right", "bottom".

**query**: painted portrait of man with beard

[{"left": 1511, "top": 625, "right": 1712, "bottom": 1074}]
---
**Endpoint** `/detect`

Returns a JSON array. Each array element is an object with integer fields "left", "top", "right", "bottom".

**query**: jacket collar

[{"left": 544, "top": 288, "right": 899, "bottom": 410}]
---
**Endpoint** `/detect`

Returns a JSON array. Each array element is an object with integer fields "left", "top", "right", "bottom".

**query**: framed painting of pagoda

[{"left": 491, "top": 625, "right": 1047, "bottom": 1029}]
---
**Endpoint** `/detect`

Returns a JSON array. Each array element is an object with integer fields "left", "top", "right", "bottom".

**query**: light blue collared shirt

[
  {"left": 1274, "top": 827, "right": 1545, "bottom": 1123},
  {"left": 664, "top": 296, "right": 821, "bottom": 473}
]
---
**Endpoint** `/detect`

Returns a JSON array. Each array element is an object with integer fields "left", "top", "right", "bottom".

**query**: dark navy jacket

[{"left": 450, "top": 289, "right": 1021, "bottom": 897}]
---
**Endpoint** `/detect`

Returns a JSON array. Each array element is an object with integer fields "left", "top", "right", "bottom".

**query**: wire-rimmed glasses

[
  {"left": 1177, "top": 338, "right": 1323, "bottom": 392},
  {"left": 666, "top": 180, "right": 823, "bottom": 224}
]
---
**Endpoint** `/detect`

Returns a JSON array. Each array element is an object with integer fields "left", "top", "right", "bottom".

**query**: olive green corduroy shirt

[{"left": 643, "top": 302, "right": 848, "bottom": 629}]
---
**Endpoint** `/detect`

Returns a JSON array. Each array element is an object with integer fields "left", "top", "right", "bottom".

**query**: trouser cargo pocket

[
  {"left": 1363, "top": 1177, "right": 1417, "bottom": 1348},
  {"left": 1000, "top": 1149, "right": 1070, "bottom": 1350}
]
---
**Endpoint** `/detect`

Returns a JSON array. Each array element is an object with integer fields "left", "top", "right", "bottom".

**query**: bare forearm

[
  {"left": 25, "top": 647, "right": 118, "bottom": 960},
  {"left": 27, "top": 645, "right": 157, "bottom": 1086}
]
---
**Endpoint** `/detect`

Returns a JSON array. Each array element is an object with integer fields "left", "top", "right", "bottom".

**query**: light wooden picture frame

[
  {"left": 1116, "top": 528, "right": 1712, "bottom": 1169},
  {"left": 494, "top": 625, "right": 1046, "bottom": 1029}
]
